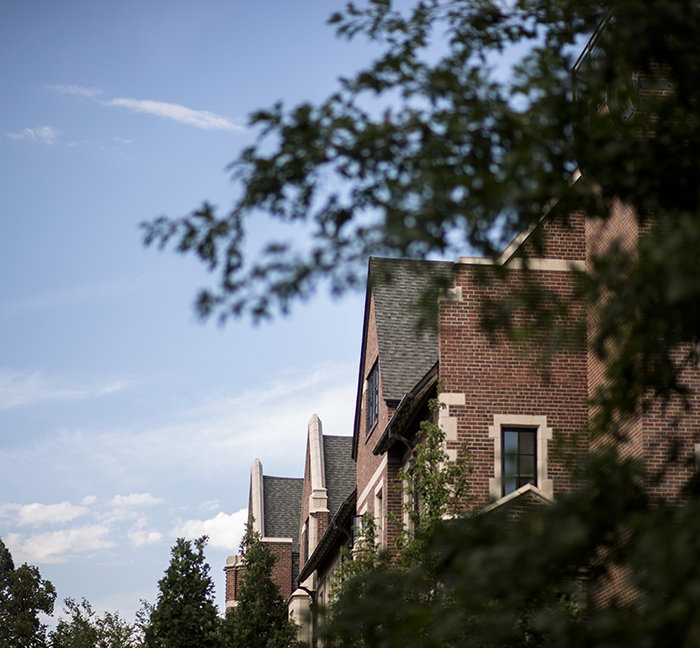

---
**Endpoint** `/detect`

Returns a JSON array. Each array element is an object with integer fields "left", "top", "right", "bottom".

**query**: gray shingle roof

[
  {"left": 369, "top": 257, "right": 454, "bottom": 403},
  {"left": 262, "top": 476, "right": 303, "bottom": 545},
  {"left": 323, "top": 436, "right": 355, "bottom": 517}
]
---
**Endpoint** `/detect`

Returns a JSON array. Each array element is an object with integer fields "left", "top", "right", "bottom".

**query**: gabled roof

[
  {"left": 353, "top": 257, "right": 454, "bottom": 456},
  {"left": 323, "top": 435, "right": 355, "bottom": 517},
  {"left": 262, "top": 476, "right": 303, "bottom": 544}
]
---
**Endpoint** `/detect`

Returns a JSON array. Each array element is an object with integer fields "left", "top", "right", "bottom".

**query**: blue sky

[{"left": 0, "top": 0, "right": 377, "bottom": 621}]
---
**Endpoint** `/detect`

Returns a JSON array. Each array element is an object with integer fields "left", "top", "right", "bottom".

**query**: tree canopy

[
  {"left": 50, "top": 598, "right": 139, "bottom": 648},
  {"left": 0, "top": 538, "right": 56, "bottom": 648}
]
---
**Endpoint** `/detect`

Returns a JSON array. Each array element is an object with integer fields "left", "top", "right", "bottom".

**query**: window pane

[
  {"left": 520, "top": 431, "right": 535, "bottom": 454},
  {"left": 504, "top": 456, "right": 517, "bottom": 478},
  {"left": 503, "top": 430, "right": 519, "bottom": 453},
  {"left": 520, "top": 454, "right": 535, "bottom": 477}
]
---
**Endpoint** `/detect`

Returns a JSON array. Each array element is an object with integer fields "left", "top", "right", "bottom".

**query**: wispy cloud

[
  {"left": 0, "top": 367, "right": 130, "bottom": 411},
  {"left": 49, "top": 84, "right": 244, "bottom": 133},
  {"left": 105, "top": 98, "right": 243, "bottom": 132},
  {"left": 49, "top": 84, "right": 103, "bottom": 99},
  {"left": 6, "top": 126, "right": 61, "bottom": 144},
  {"left": 172, "top": 508, "right": 248, "bottom": 552},
  {"left": 0, "top": 275, "right": 157, "bottom": 321},
  {"left": 55, "top": 362, "right": 354, "bottom": 482},
  {"left": 1, "top": 362, "right": 355, "bottom": 487}
]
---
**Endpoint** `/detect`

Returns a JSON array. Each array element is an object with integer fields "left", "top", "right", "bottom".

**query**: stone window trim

[
  {"left": 489, "top": 415, "right": 553, "bottom": 501},
  {"left": 374, "top": 481, "right": 384, "bottom": 549}
]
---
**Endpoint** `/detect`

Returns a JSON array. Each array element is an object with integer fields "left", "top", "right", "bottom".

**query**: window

[
  {"left": 488, "top": 415, "right": 553, "bottom": 501},
  {"left": 502, "top": 428, "right": 537, "bottom": 496},
  {"left": 366, "top": 362, "right": 379, "bottom": 433}
]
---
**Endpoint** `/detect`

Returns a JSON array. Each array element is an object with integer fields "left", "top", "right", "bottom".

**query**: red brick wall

[
  {"left": 226, "top": 541, "right": 294, "bottom": 605},
  {"left": 440, "top": 260, "right": 589, "bottom": 509},
  {"left": 520, "top": 209, "right": 587, "bottom": 260},
  {"left": 585, "top": 197, "right": 700, "bottom": 498},
  {"left": 356, "top": 295, "right": 393, "bottom": 517},
  {"left": 265, "top": 541, "right": 294, "bottom": 601},
  {"left": 225, "top": 562, "right": 243, "bottom": 604}
]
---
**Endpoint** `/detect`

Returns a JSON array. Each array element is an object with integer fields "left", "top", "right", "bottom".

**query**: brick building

[
  {"left": 224, "top": 459, "right": 302, "bottom": 611},
  {"left": 225, "top": 415, "right": 355, "bottom": 644},
  {"left": 224, "top": 22, "right": 699, "bottom": 639}
]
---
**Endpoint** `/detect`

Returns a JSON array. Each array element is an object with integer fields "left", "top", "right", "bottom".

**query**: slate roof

[
  {"left": 323, "top": 435, "right": 355, "bottom": 517},
  {"left": 262, "top": 476, "right": 303, "bottom": 544},
  {"left": 369, "top": 257, "right": 454, "bottom": 403}
]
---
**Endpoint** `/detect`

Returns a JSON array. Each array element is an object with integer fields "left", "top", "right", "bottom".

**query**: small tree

[
  {"left": 0, "top": 538, "right": 56, "bottom": 648},
  {"left": 220, "top": 525, "right": 302, "bottom": 648},
  {"left": 393, "top": 396, "right": 473, "bottom": 571},
  {"left": 50, "top": 598, "right": 138, "bottom": 648},
  {"left": 144, "top": 536, "right": 220, "bottom": 648}
]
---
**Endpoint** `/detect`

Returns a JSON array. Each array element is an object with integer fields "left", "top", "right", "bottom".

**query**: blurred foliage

[
  {"left": 144, "top": 0, "right": 700, "bottom": 433},
  {"left": 325, "top": 446, "right": 700, "bottom": 648},
  {"left": 144, "top": 1, "right": 700, "bottom": 646},
  {"left": 327, "top": 410, "right": 478, "bottom": 647},
  {"left": 0, "top": 537, "right": 56, "bottom": 648}
]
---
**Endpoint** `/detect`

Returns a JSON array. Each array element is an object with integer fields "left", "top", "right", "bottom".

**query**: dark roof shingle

[
  {"left": 262, "top": 476, "right": 303, "bottom": 546},
  {"left": 369, "top": 257, "right": 454, "bottom": 403},
  {"left": 323, "top": 436, "right": 355, "bottom": 517}
]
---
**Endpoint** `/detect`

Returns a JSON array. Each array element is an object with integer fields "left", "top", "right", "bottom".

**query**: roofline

[
  {"left": 372, "top": 362, "right": 439, "bottom": 456},
  {"left": 297, "top": 489, "right": 357, "bottom": 583},
  {"left": 352, "top": 261, "right": 374, "bottom": 460}
]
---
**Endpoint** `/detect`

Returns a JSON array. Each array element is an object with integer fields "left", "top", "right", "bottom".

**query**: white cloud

[
  {"left": 109, "top": 493, "right": 164, "bottom": 508},
  {"left": 0, "top": 367, "right": 130, "bottom": 411},
  {"left": 129, "top": 529, "right": 163, "bottom": 547},
  {"left": 48, "top": 83, "right": 244, "bottom": 133},
  {"left": 7, "top": 501, "right": 90, "bottom": 527},
  {"left": 172, "top": 508, "right": 248, "bottom": 552},
  {"left": 104, "top": 98, "right": 244, "bottom": 132},
  {"left": 6, "top": 126, "right": 60, "bottom": 144},
  {"left": 128, "top": 517, "right": 164, "bottom": 547},
  {"left": 82, "top": 495, "right": 97, "bottom": 505},
  {"left": 49, "top": 84, "right": 103, "bottom": 99},
  {"left": 6, "top": 525, "right": 115, "bottom": 564}
]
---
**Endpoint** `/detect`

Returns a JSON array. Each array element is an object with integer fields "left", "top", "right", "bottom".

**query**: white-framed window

[{"left": 489, "top": 415, "right": 553, "bottom": 501}]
